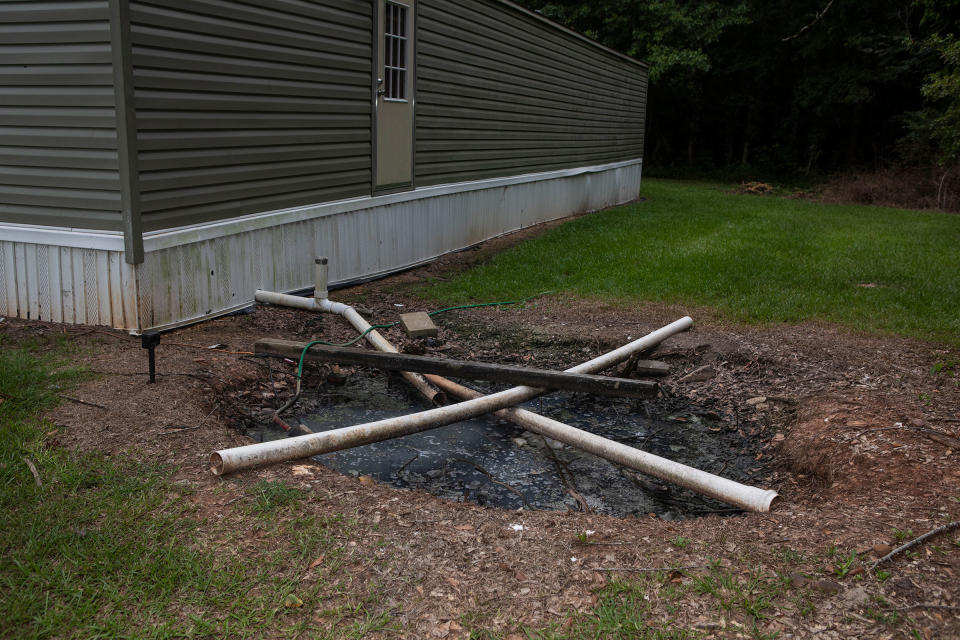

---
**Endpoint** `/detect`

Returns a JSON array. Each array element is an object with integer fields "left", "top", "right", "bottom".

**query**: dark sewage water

[{"left": 249, "top": 374, "right": 766, "bottom": 519}]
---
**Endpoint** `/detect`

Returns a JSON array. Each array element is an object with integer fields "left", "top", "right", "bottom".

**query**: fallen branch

[
  {"left": 869, "top": 520, "right": 960, "bottom": 571},
  {"left": 22, "top": 457, "right": 42, "bottom": 488},
  {"left": 594, "top": 565, "right": 706, "bottom": 573},
  {"left": 539, "top": 435, "right": 591, "bottom": 513},
  {"left": 159, "top": 425, "right": 203, "bottom": 436},
  {"left": 60, "top": 395, "right": 107, "bottom": 410},
  {"left": 892, "top": 604, "right": 960, "bottom": 612}
]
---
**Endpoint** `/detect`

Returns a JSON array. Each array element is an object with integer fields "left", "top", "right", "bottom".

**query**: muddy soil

[{"left": 9, "top": 225, "right": 959, "bottom": 639}]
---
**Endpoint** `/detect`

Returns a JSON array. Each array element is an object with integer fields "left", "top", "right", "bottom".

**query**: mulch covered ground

[{"left": 8, "top": 233, "right": 958, "bottom": 639}]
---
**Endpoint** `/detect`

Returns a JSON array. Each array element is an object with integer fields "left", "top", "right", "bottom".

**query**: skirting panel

[
  {"left": 0, "top": 240, "right": 138, "bottom": 328},
  {"left": 0, "top": 159, "right": 642, "bottom": 331}
]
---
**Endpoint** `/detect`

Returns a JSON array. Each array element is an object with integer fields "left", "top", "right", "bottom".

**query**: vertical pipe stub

[{"left": 314, "top": 257, "right": 329, "bottom": 301}]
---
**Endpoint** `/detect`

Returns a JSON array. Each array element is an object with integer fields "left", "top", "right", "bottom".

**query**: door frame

[{"left": 371, "top": 0, "right": 417, "bottom": 195}]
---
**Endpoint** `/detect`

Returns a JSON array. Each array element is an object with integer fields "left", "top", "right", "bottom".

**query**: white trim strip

[{"left": 0, "top": 224, "right": 124, "bottom": 251}]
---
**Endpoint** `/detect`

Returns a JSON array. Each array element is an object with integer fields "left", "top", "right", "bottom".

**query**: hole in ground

[{"left": 244, "top": 371, "right": 770, "bottom": 520}]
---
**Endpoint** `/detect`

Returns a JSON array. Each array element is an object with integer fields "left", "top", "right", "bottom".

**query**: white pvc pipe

[
  {"left": 211, "top": 316, "right": 693, "bottom": 476},
  {"left": 423, "top": 374, "right": 778, "bottom": 513},
  {"left": 246, "top": 288, "right": 778, "bottom": 512},
  {"left": 255, "top": 289, "right": 443, "bottom": 404}
]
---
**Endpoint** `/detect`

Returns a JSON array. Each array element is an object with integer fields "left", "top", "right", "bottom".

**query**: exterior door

[{"left": 374, "top": 0, "right": 415, "bottom": 190}]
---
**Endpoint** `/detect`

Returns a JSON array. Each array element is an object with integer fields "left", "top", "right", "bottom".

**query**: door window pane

[{"left": 384, "top": 2, "right": 408, "bottom": 100}]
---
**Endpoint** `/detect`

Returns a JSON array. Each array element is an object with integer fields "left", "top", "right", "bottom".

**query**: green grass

[
  {"left": 532, "top": 577, "right": 701, "bottom": 639},
  {"left": 0, "top": 339, "right": 387, "bottom": 639},
  {"left": 422, "top": 180, "right": 960, "bottom": 343}
]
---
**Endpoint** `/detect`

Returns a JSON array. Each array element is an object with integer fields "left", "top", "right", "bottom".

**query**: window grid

[{"left": 384, "top": 2, "right": 408, "bottom": 100}]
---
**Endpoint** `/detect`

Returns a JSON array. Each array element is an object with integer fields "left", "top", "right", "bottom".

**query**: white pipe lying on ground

[
  {"left": 254, "top": 288, "right": 443, "bottom": 405},
  {"left": 210, "top": 316, "right": 693, "bottom": 476},
  {"left": 243, "top": 273, "right": 779, "bottom": 512},
  {"left": 423, "top": 374, "right": 778, "bottom": 513}
]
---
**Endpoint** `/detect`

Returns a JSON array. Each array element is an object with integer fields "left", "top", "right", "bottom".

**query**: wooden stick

[
  {"left": 255, "top": 339, "right": 658, "bottom": 398},
  {"left": 22, "top": 457, "right": 42, "bottom": 488},
  {"left": 594, "top": 565, "right": 706, "bottom": 572},
  {"left": 892, "top": 604, "right": 960, "bottom": 612},
  {"left": 869, "top": 521, "right": 960, "bottom": 571},
  {"left": 60, "top": 395, "right": 107, "bottom": 410}
]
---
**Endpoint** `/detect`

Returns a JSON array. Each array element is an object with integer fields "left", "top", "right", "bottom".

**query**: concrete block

[{"left": 399, "top": 312, "right": 438, "bottom": 338}]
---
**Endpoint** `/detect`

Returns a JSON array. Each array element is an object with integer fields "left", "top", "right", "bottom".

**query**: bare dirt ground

[{"left": 8, "top": 226, "right": 959, "bottom": 639}]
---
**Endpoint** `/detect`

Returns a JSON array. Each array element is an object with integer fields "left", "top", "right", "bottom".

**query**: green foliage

[
  {"left": 533, "top": 577, "right": 701, "bottom": 639},
  {"left": 921, "top": 35, "right": 960, "bottom": 164},
  {"left": 893, "top": 528, "right": 915, "bottom": 543},
  {"left": 422, "top": 180, "right": 960, "bottom": 344},
  {"left": 518, "top": 0, "right": 945, "bottom": 174},
  {"left": 833, "top": 550, "right": 859, "bottom": 578},
  {"left": 0, "top": 342, "right": 382, "bottom": 638},
  {"left": 248, "top": 480, "right": 303, "bottom": 515}
]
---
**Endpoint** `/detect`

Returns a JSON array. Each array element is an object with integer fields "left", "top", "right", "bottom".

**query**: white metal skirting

[{"left": 0, "top": 159, "right": 642, "bottom": 331}]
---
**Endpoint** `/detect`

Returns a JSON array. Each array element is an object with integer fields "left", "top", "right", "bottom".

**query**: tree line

[{"left": 517, "top": 0, "right": 960, "bottom": 178}]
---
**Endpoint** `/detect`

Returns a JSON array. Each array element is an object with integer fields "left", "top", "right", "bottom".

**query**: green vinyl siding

[
  {"left": 0, "top": 1, "right": 122, "bottom": 230},
  {"left": 416, "top": 0, "right": 647, "bottom": 185},
  {"left": 129, "top": 0, "right": 373, "bottom": 231}
]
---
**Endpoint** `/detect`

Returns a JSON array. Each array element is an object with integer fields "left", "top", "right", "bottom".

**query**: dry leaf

[
  {"left": 455, "top": 524, "right": 474, "bottom": 531},
  {"left": 283, "top": 594, "right": 303, "bottom": 608},
  {"left": 308, "top": 555, "right": 325, "bottom": 569}
]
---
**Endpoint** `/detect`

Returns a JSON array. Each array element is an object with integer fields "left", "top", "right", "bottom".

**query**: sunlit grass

[{"left": 422, "top": 180, "right": 960, "bottom": 343}]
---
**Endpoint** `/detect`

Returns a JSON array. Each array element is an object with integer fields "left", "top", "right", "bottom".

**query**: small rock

[
  {"left": 842, "top": 586, "right": 870, "bottom": 606},
  {"left": 772, "top": 433, "right": 785, "bottom": 443},
  {"left": 426, "top": 469, "right": 443, "bottom": 479},
  {"left": 511, "top": 437, "right": 528, "bottom": 448},
  {"left": 789, "top": 572, "right": 809, "bottom": 587},
  {"left": 679, "top": 365, "right": 716, "bottom": 383},
  {"left": 908, "top": 418, "right": 925, "bottom": 428},
  {"left": 873, "top": 544, "right": 893, "bottom": 557},
  {"left": 746, "top": 396, "right": 767, "bottom": 406}
]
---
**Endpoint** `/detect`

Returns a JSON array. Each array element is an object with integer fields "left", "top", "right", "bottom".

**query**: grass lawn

[
  {"left": 0, "top": 337, "right": 388, "bottom": 639},
  {"left": 423, "top": 180, "right": 960, "bottom": 344}
]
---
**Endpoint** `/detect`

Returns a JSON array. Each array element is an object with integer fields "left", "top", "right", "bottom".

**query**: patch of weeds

[
  {"left": 531, "top": 577, "right": 701, "bottom": 639},
  {"left": 876, "top": 570, "right": 892, "bottom": 582},
  {"left": 865, "top": 608, "right": 901, "bottom": 626},
  {"left": 248, "top": 479, "right": 302, "bottom": 515},
  {"left": 930, "top": 359, "right": 958, "bottom": 376},
  {"left": 750, "top": 622, "right": 781, "bottom": 640},
  {"left": 775, "top": 548, "right": 804, "bottom": 564},
  {"left": 825, "top": 544, "right": 839, "bottom": 559},
  {"left": 893, "top": 528, "right": 914, "bottom": 543},
  {"left": 833, "top": 550, "right": 859, "bottom": 578},
  {"left": 793, "top": 595, "right": 815, "bottom": 617},
  {"left": 691, "top": 566, "right": 787, "bottom": 623},
  {"left": 672, "top": 536, "right": 690, "bottom": 550}
]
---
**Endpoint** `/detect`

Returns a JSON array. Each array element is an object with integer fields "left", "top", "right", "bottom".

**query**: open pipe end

[
  {"left": 210, "top": 452, "right": 225, "bottom": 476},
  {"left": 757, "top": 490, "right": 780, "bottom": 513}
]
